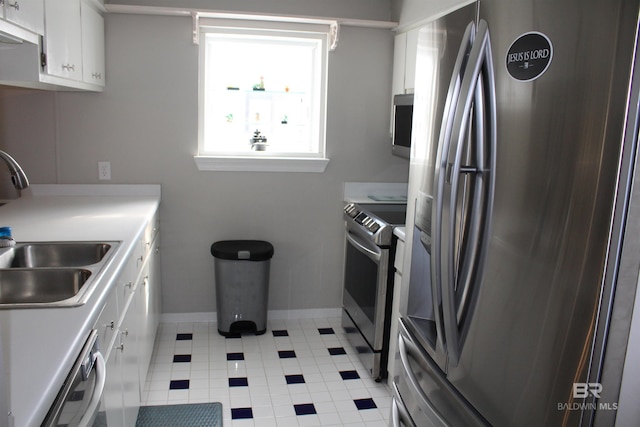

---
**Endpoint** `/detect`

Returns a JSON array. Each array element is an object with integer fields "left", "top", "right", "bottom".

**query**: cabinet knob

[
  {"left": 8, "top": 1, "right": 18, "bottom": 11},
  {"left": 115, "top": 343, "right": 124, "bottom": 352},
  {"left": 107, "top": 320, "right": 115, "bottom": 330},
  {"left": 92, "top": 72, "right": 102, "bottom": 79},
  {"left": 125, "top": 281, "right": 133, "bottom": 289},
  {"left": 62, "top": 64, "right": 76, "bottom": 71}
]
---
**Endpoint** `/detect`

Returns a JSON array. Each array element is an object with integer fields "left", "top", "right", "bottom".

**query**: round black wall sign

[{"left": 506, "top": 32, "right": 553, "bottom": 81}]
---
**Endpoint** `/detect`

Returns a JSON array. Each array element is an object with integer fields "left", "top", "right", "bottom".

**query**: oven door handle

[
  {"left": 78, "top": 351, "right": 106, "bottom": 427},
  {"left": 346, "top": 232, "right": 382, "bottom": 262}
]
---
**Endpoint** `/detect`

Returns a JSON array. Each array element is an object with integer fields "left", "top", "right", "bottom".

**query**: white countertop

[
  {"left": 343, "top": 182, "right": 408, "bottom": 204},
  {"left": 0, "top": 185, "right": 161, "bottom": 427}
]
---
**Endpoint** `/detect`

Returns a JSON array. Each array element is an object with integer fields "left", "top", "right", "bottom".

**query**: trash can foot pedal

[{"left": 219, "top": 320, "right": 265, "bottom": 337}]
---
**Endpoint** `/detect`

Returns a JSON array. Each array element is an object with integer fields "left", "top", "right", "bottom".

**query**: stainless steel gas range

[{"left": 341, "top": 202, "right": 406, "bottom": 381}]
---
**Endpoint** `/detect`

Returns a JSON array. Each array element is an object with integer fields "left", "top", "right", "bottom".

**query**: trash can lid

[{"left": 211, "top": 240, "right": 274, "bottom": 261}]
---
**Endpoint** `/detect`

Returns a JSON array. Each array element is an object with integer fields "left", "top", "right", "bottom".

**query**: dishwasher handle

[
  {"left": 78, "top": 351, "right": 106, "bottom": 427},
  {"left": 41, "top": 329, "right": 104, "bottom": 427}
]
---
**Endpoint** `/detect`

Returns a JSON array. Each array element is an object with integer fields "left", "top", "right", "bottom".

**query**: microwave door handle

[
  {"left": 441, "top": 20, "right": 497, "bottom": 368},
  {"left": 77, "top": 351, "right": 106, "bottom": 427}
]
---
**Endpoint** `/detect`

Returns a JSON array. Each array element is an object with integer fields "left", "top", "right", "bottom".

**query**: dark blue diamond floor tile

[
  {"left": 272, "top": 329, "right": 289, "bottom": 337},
  {"left": 354, "top": 398, "right": 377, "bottom": 410},
  {"left": 173, "top": 354, "right": 192, "bottom": 363},
  {"left": 328, "top": 347, "right": 347, "bottom": 356},
  {"left": 278, "top": 350, "right": 297, "bottom": 359},
  {"left": 176, "top": 333, "right": 193, "bottom": 341},
  {"left": 226, "top": 352, "right": 245, "bottom": 361},
  {"left": 340, "top": 370, "right": 360, "bottom": 380},
  {"left": 229, "top": 377, "right": 249, "bottom": 387},
  {"left": 294, "top": 403, "right": 317, "bottom": 416},
  {"left": 231, "top": 407, "right": 253, "bottom": 419},
  {"left": 169, "top": 379, "right": 190, "bottom": 390},
  {"left": 285, "top": 374, "right": 305, "bottom": 384},
  {"left": 318, "top": 327, "right": 335, "bottom": 335}
]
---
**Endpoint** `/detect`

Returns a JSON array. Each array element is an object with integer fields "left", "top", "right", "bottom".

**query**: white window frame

[{"left": 194, "top": 18, "right": 332, "bottom": 173}]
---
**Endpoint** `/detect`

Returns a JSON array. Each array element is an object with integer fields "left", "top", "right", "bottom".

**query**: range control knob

[{"left": 344, "top": 204, "right": 359, "bottom": 218}]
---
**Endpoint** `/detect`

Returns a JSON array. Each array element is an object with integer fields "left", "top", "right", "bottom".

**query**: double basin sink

[{"left": 0, "top": 241, "right": 120, "bottom": 309}]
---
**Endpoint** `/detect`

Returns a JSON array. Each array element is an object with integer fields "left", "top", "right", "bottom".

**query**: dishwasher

[{"left": 41, "top": 329, "right": 106, "bottom": 427}]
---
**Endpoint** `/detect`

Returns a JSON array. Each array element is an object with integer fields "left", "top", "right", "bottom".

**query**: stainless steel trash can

[{"left": 211, "top": 240, "right": 274, "bottom": 337}]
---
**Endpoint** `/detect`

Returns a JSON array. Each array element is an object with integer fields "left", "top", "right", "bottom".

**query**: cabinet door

[
  {"left": 119, "top": 296, "right": 141, "bottom": 427},
  {"left": 44, "top": 0, "right": 82, "bottom": 80},
  {"left": 136, "top": 262, "right": 152, "bottom": 393},
  {"left": 392, "top": 32, "right": 406, "bottom": 98},
  {"left": 4, "top": 0, "right": 44, "bottom": 34},
  {"left": 103, "top": 341, "right": 126, "bottom": 427},
  {"left": 81, "top": 0, "right": 104, "bottom": 85},
  {"left": 136, "top": 234, "right": 162, "bottom": 394},
  {"left": 404, "top": 28, "right": 418, "bottom": 92}
]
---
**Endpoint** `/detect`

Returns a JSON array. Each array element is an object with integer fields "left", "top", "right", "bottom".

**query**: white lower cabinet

[
  {"left": 97, "top": 214, "right": 161, "bottom": 427},
  {"left": 120, "top": 295, "right": 141, "bottom": 427},
  {"left": 387, "top": 236, "right": 405, "bottom": 383}
]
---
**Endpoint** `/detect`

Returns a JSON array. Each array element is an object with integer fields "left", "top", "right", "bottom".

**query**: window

[{"left": 195, "top": 19, "right": 331, "bottom": 172}]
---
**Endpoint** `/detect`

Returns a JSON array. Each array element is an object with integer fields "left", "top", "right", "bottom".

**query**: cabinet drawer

[
  {"left": 95, "top": 287, "right": 118, "bottom": 360},
  {"left": 142, "top": 211, "right": 159, "bottom": 253}
]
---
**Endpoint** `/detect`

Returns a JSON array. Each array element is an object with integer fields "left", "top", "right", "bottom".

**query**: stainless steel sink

[
  {"left": 8, "top": 242, "right": 112, "bottom": 267},
  {"left": 0, "top": 241, "right": 120, "bottom": 309},
  {"left": 0, "top": 269, "right": 92, "bottom": 304}
]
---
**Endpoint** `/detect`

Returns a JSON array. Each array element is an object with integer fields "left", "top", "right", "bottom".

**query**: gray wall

[
  {"left": 0, "top": 7, "right": 409, "bottom": 314},
  {"left": 107, "top": 0, "right": 392, "bottom": 21},
  {"left": 391, "top": 0, "right": 472, "bottom": 28}
]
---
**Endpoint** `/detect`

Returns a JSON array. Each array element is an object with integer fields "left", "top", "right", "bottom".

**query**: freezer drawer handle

[
  {"left": 398, "top": 332, "right": 447, "bottom": 426},
  {"left": 392, "top": 384, "right": 416, "bottom": 427}
]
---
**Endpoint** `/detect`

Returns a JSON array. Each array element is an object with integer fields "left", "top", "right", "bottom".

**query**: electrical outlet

[{"left": 98, "top": 161, "right": 111, "bottom": 180}]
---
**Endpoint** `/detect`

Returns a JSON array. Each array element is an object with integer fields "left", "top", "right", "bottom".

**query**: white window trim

[
  {"left": 193, "top": 155, "right": 329, "bottom": 173},
  {"left": 195, "top": 17, "right": 331, "bottom": 173}
]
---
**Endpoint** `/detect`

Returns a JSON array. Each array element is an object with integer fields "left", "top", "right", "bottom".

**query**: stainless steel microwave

[{"left": 392, "top": 93, "right": 413, "bottom": 159}]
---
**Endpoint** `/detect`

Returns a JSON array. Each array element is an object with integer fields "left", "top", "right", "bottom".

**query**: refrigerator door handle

[
  {"left": 432, "top": 21, "right": 476, "bottom": 365},
  {"left": 440, "top": 19, "right": 497, "bottom": 367}
]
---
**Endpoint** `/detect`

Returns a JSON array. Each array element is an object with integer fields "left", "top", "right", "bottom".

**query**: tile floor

[{"left": 141, "top": 316, "right": 393, "bottom": 426}]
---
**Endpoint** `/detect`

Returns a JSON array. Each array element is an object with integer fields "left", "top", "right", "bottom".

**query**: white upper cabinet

[
  {"left": 81, "top": 0, "right": 105, "bottom": 86},
  {"left": 43, "top": 0, "right": 83, "bottom": 81},
  {"left": 392, "top": 28, "right": 419, "bottom": 95},
  {"left": 3, "top": 0, "right": 44, "bottom": 35},
  {"left": 0, "top": 0, "right": 105, "bottom": 90}
]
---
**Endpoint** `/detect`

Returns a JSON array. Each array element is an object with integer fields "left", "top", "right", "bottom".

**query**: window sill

[{"left": 194, "top": 155, "right": 330, "bottom": 173}]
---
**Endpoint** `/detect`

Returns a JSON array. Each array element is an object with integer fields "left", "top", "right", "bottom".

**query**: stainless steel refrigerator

[{"left": 393, "top": 0, "right": 640, "bottom": 426}]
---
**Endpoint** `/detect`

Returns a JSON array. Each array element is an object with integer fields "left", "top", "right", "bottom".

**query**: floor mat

[{"left": 136, "top": 402, "right": 223, "bottom": 427}]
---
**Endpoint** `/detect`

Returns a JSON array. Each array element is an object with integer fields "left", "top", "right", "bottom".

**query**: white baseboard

[{"left": 160, "top": 308, "right": 342, "bottom": 324}]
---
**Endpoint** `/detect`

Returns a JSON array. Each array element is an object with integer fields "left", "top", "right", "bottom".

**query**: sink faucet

[{"left": 0, "top": 150, "right": 29, "bottom": 190}]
